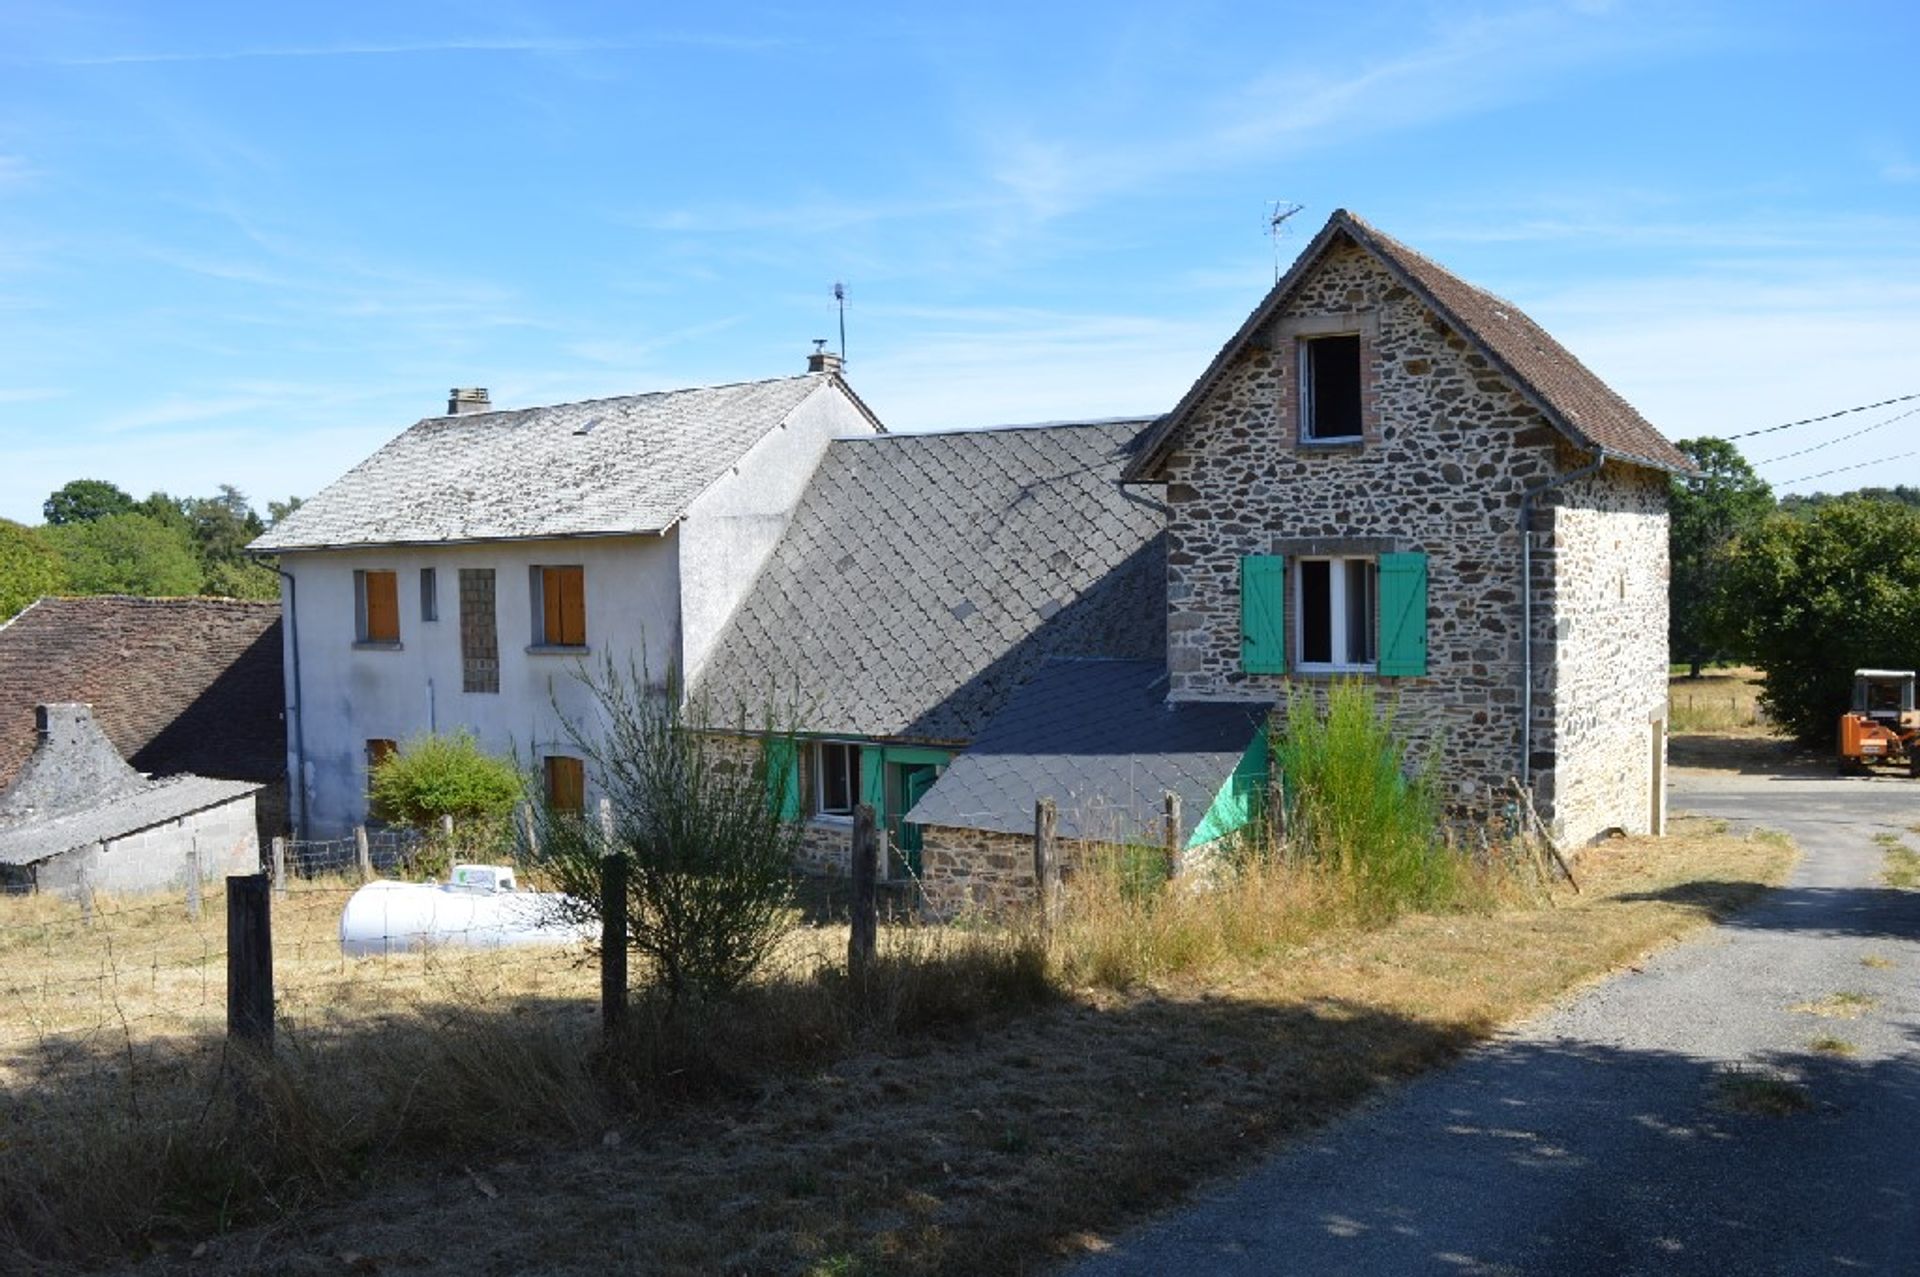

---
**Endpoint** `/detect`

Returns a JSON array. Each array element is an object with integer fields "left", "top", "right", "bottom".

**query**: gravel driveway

[{"left": 1073, "top": 760, "right": 1920, "bottom": 1275}]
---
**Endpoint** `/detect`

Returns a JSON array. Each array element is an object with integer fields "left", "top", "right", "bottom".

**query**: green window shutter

[
  {"left": 858, "top": 747, "right": 886, "bottom": 817},
  {"left": 764, "top": 738, "right": 801, "bottom": 821},
  {"left": 1240, "top": 555, "right": 1288, "bottom": 674},
  {"left": 1377, "top": 552, "right": 1429, "bottom": 676}
]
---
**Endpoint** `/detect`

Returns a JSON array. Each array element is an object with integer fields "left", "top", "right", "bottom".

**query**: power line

[
  {"left": 1777, "top": 449, "right": 1920, "bottom": 488},
  {"left": 1751, "top": 403, "right": 1920, "bottom": 467},
  {"left": 1727, "top": 390, "right": 1920, "bottom": 441}
]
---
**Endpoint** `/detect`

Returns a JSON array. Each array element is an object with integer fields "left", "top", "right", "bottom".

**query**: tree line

[
  {"left": 1670, "top": 439, "right": 1920, "bottom": 741},
  {"left": 0, "top": 479, "right": 302, "bottom": 621}
]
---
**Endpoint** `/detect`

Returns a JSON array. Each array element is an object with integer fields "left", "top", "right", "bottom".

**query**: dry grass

[
  {"left": 1810, "top": 1035, "right": 1857, "bottom": 1056},
  {"left": 1712, "top": 1065, "right": 1813, "bottom": 1116},
  {"left": 45, "top": 814, "right": 1795, "bottom": 1277},
  {"left": 1879, "top": 839, "right": 1920, "bottom": 889},
  {"left": 1669, "top": 665, "right": 1774, "bottom": 736},
  {"left": 1861, "top": 954, "right": 1897, "bottom": 970},
  {"left": 1792, "top": 992, "right": 1877, "bottom": 1019}
]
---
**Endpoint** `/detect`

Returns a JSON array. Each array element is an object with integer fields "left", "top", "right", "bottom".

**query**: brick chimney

[
  {"left": 448, "top": 387, "right": 492, "bottom": 415},
  {"left": 806, "top": 341, "right": 843, "bottom": 375}
]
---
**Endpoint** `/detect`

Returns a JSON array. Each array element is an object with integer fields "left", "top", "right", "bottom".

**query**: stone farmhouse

[
  {"left": 257, "top": 209, "right": 1688, "bottom": 910},
  {"left": 251, "top": 356, "right": 883, "bottom": 838}
]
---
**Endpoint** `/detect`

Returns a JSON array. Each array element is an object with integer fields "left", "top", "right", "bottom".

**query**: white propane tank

[{"left": 338, "top": 864, "right": 593, "bottom": 957}]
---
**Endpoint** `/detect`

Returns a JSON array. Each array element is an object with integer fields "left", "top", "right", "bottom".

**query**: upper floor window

[
  {"left": 532, "top": 565, "right": 586, "bottom": 648},
  {"left": 1239, "top": 551, "right": 1428, "bottom": 678},
  {"left": 354, "top": 570, "right": 400, "bottom": 645},
  {"left": 419, "top": 567, "right": 439, "bottom": 622},
  {"left": 1300, "top": 333, "right": 1363, "bottom": 441}
]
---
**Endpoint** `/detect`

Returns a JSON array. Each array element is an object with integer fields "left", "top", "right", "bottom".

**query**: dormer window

[{"left": 1300, "top": 334, "right": 1363, "bottom": 441}]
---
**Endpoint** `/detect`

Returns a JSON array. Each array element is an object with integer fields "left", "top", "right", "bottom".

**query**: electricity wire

[
  {"left": 1776, "top": 450, "right": 1920, "bottom": 487},
  {"left": 1726, "top": 391, "right": 1920, "bottom": 441},
  {"left": 1751, "top": 403, "right": 1920, "bottom": 467}
]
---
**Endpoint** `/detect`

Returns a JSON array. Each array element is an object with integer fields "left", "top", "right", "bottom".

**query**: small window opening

[
  {"left": 1297, "top": 556, "right": 1378, "bottom": 670},
  {"left": 1301, "top": 334, "right": 1363, "bottom": 441},
  {"left": 815, "top": 742, "right": 860, "bottom": 817}
]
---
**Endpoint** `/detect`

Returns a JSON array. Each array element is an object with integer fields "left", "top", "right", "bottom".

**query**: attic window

[
  {"left": 1300, "top": 334, "right": 1363, "bottom": 441},
  {"left": 573, "top": 417, "right": 602, "bottom": 437}
]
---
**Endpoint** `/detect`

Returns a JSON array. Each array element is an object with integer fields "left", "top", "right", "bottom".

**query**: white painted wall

[
  {"left": 677, "top": 380, "right": 881, "bottom": 684},
  {"left": 279, "top": 535, "right": 678, "bottom": 838}
]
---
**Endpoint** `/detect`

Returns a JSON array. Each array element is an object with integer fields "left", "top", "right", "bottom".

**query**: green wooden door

[{"left": 892, "top": 763, "right": 939, "bottom": 878}]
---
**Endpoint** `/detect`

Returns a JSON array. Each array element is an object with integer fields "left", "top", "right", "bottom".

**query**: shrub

[
  {"left": 535, "top": 659, "right": 803, "bottom": 1010},
  {"left": 370, "top": 731, "right": 525, "bottom": 827},
  {"left": 1271, "top": 679, "right": 1457, "bottom": 916}
]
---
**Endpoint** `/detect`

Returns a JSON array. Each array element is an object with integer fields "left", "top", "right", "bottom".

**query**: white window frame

[
  {"left": 813, "top": 741, "right": 861, "bottom": 821},
  {"left": 1295, "top": 555, "right": 1378, "bottom": 672},
  {"left": 1299, "top": 332, "right": 1364, "bottom": 442}
]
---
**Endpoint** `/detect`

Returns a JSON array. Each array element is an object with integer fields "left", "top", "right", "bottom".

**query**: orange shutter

[
  {"left": 546, "top": 756, "right": 585, "bottom": 812},
  {"left": 365, "top": 571, "right": 400, "bottom": 642},
  {"left": 543, "top": 566, "right": 585, "bottom": 645}
]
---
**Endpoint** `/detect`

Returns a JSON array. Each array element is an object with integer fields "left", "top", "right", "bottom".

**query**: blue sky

[{"left": 2, "top": 0, "right": 1916, "bottom": 523}]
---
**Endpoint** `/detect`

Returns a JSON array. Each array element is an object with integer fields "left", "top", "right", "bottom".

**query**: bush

[
  {"left": 535, "top": 659, "right": 803, "bottom": 1010},
  {"left": 1271, "top": 679, "right": 1458, "bottom": 916},
  {"left": 370, "top": 731, "right": 525, "bottom": 826}
]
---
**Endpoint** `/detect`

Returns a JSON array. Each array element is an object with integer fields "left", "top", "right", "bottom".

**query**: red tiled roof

[
  {"left": 1127, "top": 209, "right": 1692, "bottom": 479},
  {"left": 0, "top": 596, "right": 284, "bottom": 790}
]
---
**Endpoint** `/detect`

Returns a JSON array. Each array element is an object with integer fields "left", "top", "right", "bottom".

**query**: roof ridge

[
  {"left": 418, "top": 372, "right": 818, "bottom": 423},
  {"left": 835, "top": 416, "right": 1159, "bottom": 442}
]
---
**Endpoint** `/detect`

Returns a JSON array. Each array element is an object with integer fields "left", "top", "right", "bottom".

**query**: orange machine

[{"left": 1838, "top": 669, "right": 1920, "bottom": 776}]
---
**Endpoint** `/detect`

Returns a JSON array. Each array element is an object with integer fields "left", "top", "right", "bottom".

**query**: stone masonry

[{"left": 1160, "top": 240, "right": 1669, "bottom": 845}]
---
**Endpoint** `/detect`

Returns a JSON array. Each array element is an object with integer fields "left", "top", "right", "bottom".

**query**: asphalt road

[{"left": 1073, "top": 764, "right": 1920, "bottom": 1276}]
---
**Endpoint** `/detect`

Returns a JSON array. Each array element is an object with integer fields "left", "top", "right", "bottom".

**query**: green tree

[
  {"left": 1721, "top": 498, "right": 1920, "bottom": 742},
  {"left": 1670, "top": 438, "right": 1774, "bottom": 677},
  {"left": 201, "top": 558, "right": 282, "bottom": 600},
  {"left": 43, "top": 478, "right": 135, "bottom": 525},
  {"left": 185, "top": 484, "right": 266, "bottom": 565},
  {"left": 43, "top": 512, "right": 202, "bottom": 596},
  {"left": 0, "top": 519, "right": 66, "bottom": 620},
  {"left": 370, "top": 732, "right": 525, "bottom": 826},
  {"left": 267, "top": 495, "right": 304, "bottom": 525},
  {"left": 535, "top": 660, "right": 801, "bottom": 1010}
]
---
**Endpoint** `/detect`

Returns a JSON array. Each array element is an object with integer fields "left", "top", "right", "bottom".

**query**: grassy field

[
  {"left": 1668, "top": 664, "right": 1773, "bottom": 736},
  {"left": 0, "top": 815, "right": 1795, "bottom": 1276}
]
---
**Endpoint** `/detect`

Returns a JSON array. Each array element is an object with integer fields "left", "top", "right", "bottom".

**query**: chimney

[
  {"left": 806, "top": 340, "right": 843, "bottom": 376},
  {"left": 448, "top": 387, "right": 492, "bottom": 415}
]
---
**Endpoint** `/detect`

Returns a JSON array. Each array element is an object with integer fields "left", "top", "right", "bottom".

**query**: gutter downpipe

[
  {"left": 275, "top": 565, "right": 309, "bottom": 840},
  {"left": 1518, "top": 449, "right": 1608, "bottom": 790}
]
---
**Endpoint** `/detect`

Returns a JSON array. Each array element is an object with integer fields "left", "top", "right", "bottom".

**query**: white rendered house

[{"left": 252, "top": 356, "right": 883, "bottom": 838}]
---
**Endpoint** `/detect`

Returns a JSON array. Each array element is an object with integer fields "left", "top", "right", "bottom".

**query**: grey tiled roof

[
  {"left": 254, "top": 374, "right": 862, "bottom": 550},
  {"left": 1127, "top": 209, "right": 1692, "bottom": 480},
  {"left": 0, "top": 774, "right": 261, "bottom": 867},
  {"left": 695, "top": 419, "right": 1166, "bottom": 743},
  {"left": 905, "top": 658, "right": 1269, "bottom": 843}
]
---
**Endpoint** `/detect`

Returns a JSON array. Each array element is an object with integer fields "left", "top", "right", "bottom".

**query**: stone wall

[
  {"left": 34, "top": 794, "right": 261, "bottom": 900},
  {"left": 1160, "top": 239, "right": 1668, "bottom": 838},
  {"left": 1541, "top": 462, "right": 1670, "bottom": 843}
]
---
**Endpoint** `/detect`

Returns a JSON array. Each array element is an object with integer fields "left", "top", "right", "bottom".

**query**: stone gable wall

[
  {"left": 1541, "top": 462, "right": 1670, "bottom": 843},
  {"left": 1160, "top": 239, "right": 1666, "bottom": 831}
]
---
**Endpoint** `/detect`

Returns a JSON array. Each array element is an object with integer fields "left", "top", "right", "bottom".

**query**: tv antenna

[
  {"left": 1267, "top": 201, "right": 1304, "bottom": 281},
  {"left": 832, "top": 281, "right": 848, "bottom": 364}
]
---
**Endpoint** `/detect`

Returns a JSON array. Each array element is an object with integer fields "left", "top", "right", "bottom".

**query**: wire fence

[{"left": 0, "top": 872, "right": 599, "bottom": 1091}]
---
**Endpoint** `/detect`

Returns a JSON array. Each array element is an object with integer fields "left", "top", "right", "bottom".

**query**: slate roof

[
  {"left": 695, "top": 419, "right": 1166, "bottom": 744},
  {"left": 0, "top": 597, "right": 284, "bottom": 791},
  {"left": 1126, "top": 209, "right": 1692, "bottom": 480},
  {"left": 904, "top": 658, "right": 1270, "bottom": 843},
  {"left": 254, "top": 374, "right": 879, "bottom": 551},
  {"left": 0, "top": 773, "right": 261, "bottom": 867}
]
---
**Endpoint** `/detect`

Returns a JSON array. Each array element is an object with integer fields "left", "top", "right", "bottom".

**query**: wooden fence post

[
  {"left": 185, "top": 835, "right": 203, "bottom": 920},
  {"left": 848, "top": 804, "right": 879, "bottom": 977},
  {"left": 601, "top": 852, "right": 628, "bottom": 1039},
  {"left": 1265, "top": 761, "right": 1287, "bottom": 852},
  {"left": 226, "top": 872, "right": 274, "bottom": 1054},
  {"left": 270, "top": 835, "right": 287, "bottom": 898},
  {"left": 1163, "top": 791, "right": 1183, "bottom": 877},
  {"left": 354, "top": 825, "right": 373, "bottom": 881},
  {"left": 597, "top": 796, "right": 614, "bottom": 844},
  {"left": 518, "top": 803, "right": 540, "bottom": 858},
  {"left": 78, "top": 860, "right": 95, "bottom": 927},
  {"left": 1033, "top": 798, "right": 1059, "bottom": 935}
]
